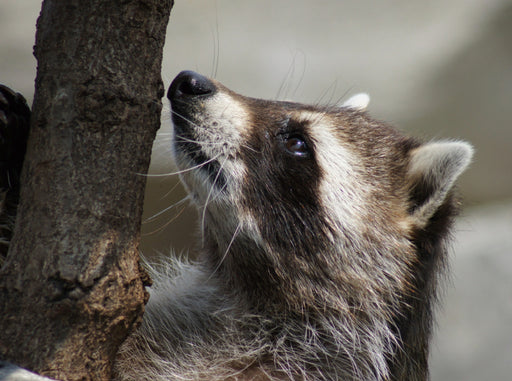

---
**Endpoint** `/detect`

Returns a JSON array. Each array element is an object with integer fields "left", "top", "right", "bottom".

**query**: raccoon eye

[{"left": 284, "top": 135, "right": 309, "bottom": 157}]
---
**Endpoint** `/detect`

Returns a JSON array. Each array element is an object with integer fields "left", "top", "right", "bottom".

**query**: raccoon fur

[
  {"left": 0, "top": 72, "right": 472, "bottom": 380},
  {"left": 0, "top": 84, "right": 30, "bottom": 264},
  {"left": 113, "top": 71, "right": 473, "bottom": 381}
]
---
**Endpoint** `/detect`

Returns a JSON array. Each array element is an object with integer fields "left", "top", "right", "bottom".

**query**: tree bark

[{"left": 0, "top": 1, "right": 173, "bottom": 380}]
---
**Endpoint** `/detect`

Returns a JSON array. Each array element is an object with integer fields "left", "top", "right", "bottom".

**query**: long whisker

[
  {"left": 174, "top": 135, "right": 226, "bottom": 147},
  {"left": 142, "top": 205, "right": 187, "bottom": 236},
  {"left": 169, "top": 109, "right": 202, "bottom": 130},
  {"left": 138, "top": 153, "right": 222, "bottom": 177},
  {"left": 154, "top": 135, "right": 226, "bottom": 152},
  {"left": 200, "top": 156, "right": 229, "bottom": 246},
  {"left": 207, "top": 221, "right": 242, "bottom": 281},
  {"left": 161, "top": 178, "right": 184, "bottom": 199},
  {"left": 315, "top": 79, "right": 339, "bottom": 106},
  {"left": 240, "top": 143, "right": 258, "bottom": 154},
  {"left": 210, "top": 1, "right": 220, "bottom": 79},
  {"left": 143, "top": 195, "right": 190, "bottom": 223}
]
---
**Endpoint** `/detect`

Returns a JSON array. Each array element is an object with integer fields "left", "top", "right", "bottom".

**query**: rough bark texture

[{"left": 0, "top": 0, "right": 173, "bottom": 380}]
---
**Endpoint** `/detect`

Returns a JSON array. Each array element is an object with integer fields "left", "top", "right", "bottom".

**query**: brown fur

[
  {"left": 114, "top": 72, "right": 472, "bottom": 380},
  {"left": 0, "top": 75, "right": 472, "bottom": 381}
]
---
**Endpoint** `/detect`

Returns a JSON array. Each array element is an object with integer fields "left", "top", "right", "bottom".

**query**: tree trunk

[{"left": 0, "top": 1, "right": 173, "bottom": 380}]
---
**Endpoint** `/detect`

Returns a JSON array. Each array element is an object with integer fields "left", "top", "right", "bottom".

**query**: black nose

[{"left": 167, "top": 71, "right": 216, "bottom": 100}]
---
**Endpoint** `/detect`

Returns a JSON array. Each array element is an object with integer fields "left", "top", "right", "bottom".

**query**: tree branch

[{"left": 0, "top": 1, "right": 174, "bottom": 379}]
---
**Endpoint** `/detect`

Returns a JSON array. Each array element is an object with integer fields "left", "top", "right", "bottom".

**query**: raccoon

[
  {"left": 113, "top": 71, "right": 473, "bottom": 381},
  {"left": 0, "top": 71, "right": 472, "bottom": 380}
]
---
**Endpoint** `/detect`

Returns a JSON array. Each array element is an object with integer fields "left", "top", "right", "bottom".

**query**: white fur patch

[
  {"left": 408, "top": 140, "right": 473, "bottom": 227},
  {"left": 294, "top": 111, "right": 367, "bottom": 240},
  {"left": 171, "top": 91, "right": 248, "bottom": 204},
  {"left": 171, "top": 91, "right": 265, "bottom": 247},
  {"left": 342, "top": 93, "right": 370, "bottom": 111}
]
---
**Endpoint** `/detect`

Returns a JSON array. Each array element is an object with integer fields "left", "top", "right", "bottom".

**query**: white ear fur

[
  {"left": 408, "top": 141, "right": 474, "bottom": 227},
  {"left": 342, "top": 93, "right": 370, "bottom": 111}
]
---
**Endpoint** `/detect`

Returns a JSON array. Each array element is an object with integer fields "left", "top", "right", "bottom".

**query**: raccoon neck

[
  {"left": 201, "top": 232, "right": 403, "bottom": 377},
  {"left": 201, "top": 231, "right": 283, "bottom": 310},
  {"left": 202, "top": 223, "right": 447, "bottom": 381},
  {"left": 388, "top": 202, "right": 457, "bottom": 381}
]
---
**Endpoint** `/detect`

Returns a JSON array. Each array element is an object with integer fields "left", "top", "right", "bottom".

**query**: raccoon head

[{"left": 167, "top": 70, "right": 473, "bottom": 313}]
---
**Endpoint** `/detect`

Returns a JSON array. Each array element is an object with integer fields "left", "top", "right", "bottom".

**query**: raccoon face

[
  {"left": 167, "top": 71, "right": 472, "bottom": 307},
  {"left": 168, "top": 72, "right": 338, "bottom": 253}
]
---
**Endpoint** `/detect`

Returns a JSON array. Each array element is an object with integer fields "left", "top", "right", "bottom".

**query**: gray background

[{"left": 1, "top": 1, "right": 511, "bottom": 379}]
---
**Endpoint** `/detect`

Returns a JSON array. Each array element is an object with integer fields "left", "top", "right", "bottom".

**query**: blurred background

[{"left": 1, "top": 1, "right": 511, "bottom": 379}]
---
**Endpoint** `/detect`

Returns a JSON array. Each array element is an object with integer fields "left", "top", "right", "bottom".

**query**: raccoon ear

[
  {"left": 342, "top": 93, "right": 370, "bottom": 111},
  {"left": 407, "top": 141, "right": 473, "bottom": 228}
]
